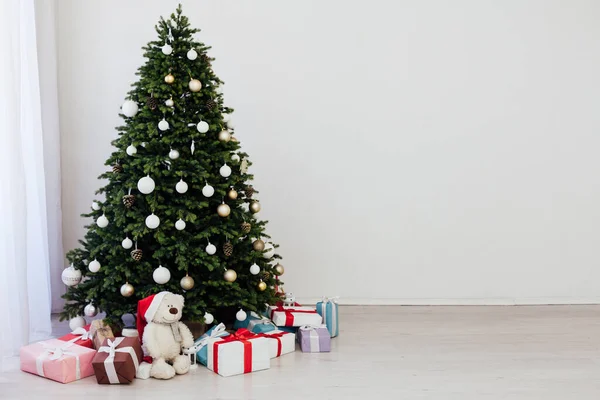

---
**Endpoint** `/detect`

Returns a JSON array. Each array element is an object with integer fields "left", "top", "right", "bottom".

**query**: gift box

[
  {"left": 233, "top": 311, "right": 264, "bottom": 330},
  {"left": 20, "top": 339, "right": 96, "bottom": 383},
  {"left": 297, "top": 325, "right": 331, "bottom": 353},
  {"left": 191, "top": 323, "right": 230, "bottom": 366},
  {"left": 58, "top": 324, "right": 94, "bottom": 349},
  {"left": 248, "top": 318, "right": 278, "bottom": 334},
  {"left": 89, "top": 319, "right": 115, "bottom": 350},
  {"left": 316, "top": 297, "right": 339, "bottom": 337},
  {"left": 92, "top": 337, "right": 143, "bottom": 384},
  {"left": 257, "top": 330, "right": 296, "bottom": 358},
  {"left": 268, "top": 305, "right": 322, "bottom": 327},
  {"left": 207, "top": 329, "right": 270, "bottom": 377}
]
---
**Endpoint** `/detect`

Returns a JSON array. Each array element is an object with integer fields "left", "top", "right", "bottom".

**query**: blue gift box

[
  {"left": 248, "top": 319, "right": 278, "bottom": 334},
  {"left": 192, "top": 323, "right": 230, "bottom": 365},
  {"left": 233, "top": 311, "right": 265, "bottom": 330},
  {"left": 316, "top": 297, "right": 339, "bottom": 337}
]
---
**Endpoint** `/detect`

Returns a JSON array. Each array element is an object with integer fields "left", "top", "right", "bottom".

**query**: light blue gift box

[
  {"left": 248, "top": 319, "right": 278, "bottom": 334},
  {"left": 316, "top": 297, "right": 339, "bottom": 337},
  {"left": 233, "top": 311, "right": 265, "bottom": 330},
  {"left": 191, "top": 323, "right": 230, "bottom": 366}
]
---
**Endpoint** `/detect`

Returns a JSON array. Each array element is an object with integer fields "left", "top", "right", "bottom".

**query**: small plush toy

[
  {"left": 283, "top": 292, "right": 296, "bottom": 306},
  {"left": 137, "top": 291, "right": 195, "bottom": 379}
]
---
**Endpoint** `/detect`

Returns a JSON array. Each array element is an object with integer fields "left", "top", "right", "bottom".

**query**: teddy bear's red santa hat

[{"left": 136, "top": 291, "right": 170, "bottom": 340}]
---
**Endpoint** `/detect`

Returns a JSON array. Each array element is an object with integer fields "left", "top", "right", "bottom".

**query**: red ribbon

[
  {"left": 252, "top": 331, "right": 287, "bottom": 357},
  {"left": 213, "top": 329, "right": 256, "bottom": 374},
  {"left": 270, "top": 305, "right": 317, "bottom": 326}
]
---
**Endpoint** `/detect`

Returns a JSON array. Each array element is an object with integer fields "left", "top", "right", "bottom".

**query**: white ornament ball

[
  {"left": 96, "top": 214, "right": 109, "bottom": 228},
  {"left": 206, "top": 243, "right": 216, "bottom": 255},
  {"left": 222, "top": 113, "right": 231, "bottom": 123},
  {"left": 137, "top": 175, "right": 155, "bottom": 194},
  {"left": 231, "top": 153, "right": 240, "bottom": 163},
  {"left": 69, "top": 316, "right": 86, "bottom": 331},
  {"left": 91, "top": 201, "right": 101, "bottom": 211},
  {"left": 176, "top": 179, "right": 188, "bottom": 194},
  {"left": 249, "top": 263, "right": 260, "bottom": 275},
  {"left": 88, "top": 259, "right": 101, "bottom": 273},
  {"left": 145, "top": 213, "right": 160, "bottom": 229},
  {"left": 169, "top": 149, "right": 180, "bottom": 160},
  {"left": 126, "top": 144, "right": 137, "bottom": 156},
  {"left": 153, "top": 265, "right": 171, "bottom": 284},
  {"left": 162, "top": 44, "right": 173, "bottom": 55},
  {"left": 197, "top": 121, "right": 209, "bottom": 133},
  {"left": 236, "top": 309, "right": 247, "bottom": 322},
  {"left": 175, "top": 219, "right": 186, "bottom": 230},
  {"left": 121, "top": 237, "right": 133, "bottom": 249},
  {"left": 220, "top": 164, "right": 232, "bottom": 178},
  {"left": 84, "top": 303, "right": 98, "bottom": 317},
  {"left": 165, "top": 98, "right": 174, "bottom": 107},
  {"left": 121, "top": 100, "right": 138, "bottom": 117},
  {"left": 189, "top": 79, "right": 202, "bottom": 92},
  {"left": 187, "top": 48, "right": 198, "bottom": 60},
  {"left": 61, "top": 265, "right": 82, "bottom": 287},
  {"left": 158, "top": 118, "right": 169, "bottom": 131},
  {"left": 226, "top": 119, "right": 235, "bottom": 129},
  {"left": 202, "top": 184, "right": 214, "bottom": 197},
  {"left": 204, "top": 312, "right": 214, "bottom": 324},
  {"left": 263, "top": 243, "right": 275, "bottom": 259}
]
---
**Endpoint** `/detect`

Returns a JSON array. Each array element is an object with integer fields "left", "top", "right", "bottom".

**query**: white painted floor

[{"left": 2, "top": 306, "right": 600, "bottom": 399}]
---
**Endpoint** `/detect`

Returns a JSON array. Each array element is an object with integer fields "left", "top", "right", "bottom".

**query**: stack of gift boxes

[{"left": 19, "top": 297, "right": 339, "bottom": 382}]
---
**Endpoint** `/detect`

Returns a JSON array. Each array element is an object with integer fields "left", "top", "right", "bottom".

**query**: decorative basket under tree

[{"left": 60, "top": 5, "right": 285, "bottom": 329}]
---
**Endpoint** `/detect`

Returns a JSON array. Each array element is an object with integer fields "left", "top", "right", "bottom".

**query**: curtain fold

[{"left": 0, "top": 0, "right": 54, "bottom": 371}]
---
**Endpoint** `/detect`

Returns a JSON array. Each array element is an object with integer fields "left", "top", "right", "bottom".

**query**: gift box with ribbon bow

[
  {"left": 89, "top": 319, "right": 115, "bottom": 350},
  {"left": 248, "top": 318, "right": 278, "bottom": 334},
  {"left": 233, "top": 311, "right": 264, "bottom": 330},
  {"left": 188, "top": 323, "right": 230, "bottom": 366},
  {"left": 20, "top": 338, "right": 96, "bottom": 383},
  {"left": 297, "top": 325, "right": 331, "bottom": 353},
  {"left": 92, "top": 337, "right": 143, "bottom": 384},
  {"left": 316, "top": 297, "right": 339, "bottom": 337},
  {"left": 58, "top": 324, "right": 94, "bottom": 349},
  {"left": 206, "top": 328, "right": 270, "bottom": 377},
  {"left": 267, "top": 305, "right": 323, "bottom": 327}
]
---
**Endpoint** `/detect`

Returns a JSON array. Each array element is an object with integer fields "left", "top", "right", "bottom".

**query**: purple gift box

[{"left": 297, "top": 325, "right": 331, "bottom": 353}]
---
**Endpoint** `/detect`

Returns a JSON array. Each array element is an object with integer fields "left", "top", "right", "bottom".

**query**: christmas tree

[{"left": 60, "top": 5, "right": 284, "bottom": 327}]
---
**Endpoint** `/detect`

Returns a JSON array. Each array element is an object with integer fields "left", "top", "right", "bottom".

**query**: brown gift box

[
  {"left": 89, "top": 320, "right": 115, "bottom": 350},
  {"left": 92, "top": 337, "right": 143, "bottom": 384}
]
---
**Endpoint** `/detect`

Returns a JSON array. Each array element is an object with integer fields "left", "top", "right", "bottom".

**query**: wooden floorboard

[{"left": 2, "top": 305, "right": 600, "bottom": 399}]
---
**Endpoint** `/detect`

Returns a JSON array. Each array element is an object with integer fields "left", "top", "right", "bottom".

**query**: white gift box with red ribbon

[{"left": 267, "top": 305, "right": 323, "bottom": 327}]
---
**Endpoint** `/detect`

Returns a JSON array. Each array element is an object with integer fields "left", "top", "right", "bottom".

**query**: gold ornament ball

[
  {"left": 180, "top": 275, "right": 195, "bottom": 290},
  {"left": 218, "top": 130, "right": 231, "bottom": 142},
  {"left": 164, "top": 74, "right": 175, "bottom": 84},
  {"left": 224, "top": 269, "right": 237, "bottom": 282},
  {"left": 275, "top": 264, "right": 285, "bottom": 276},
  {"left": 189, "top": 79, "right": 202, "bottom": 92},
  {"left": 253, "top": 239, "right": 265, "bottom": 251},
  {"left": 227, "top": 188, "right": 238, "bottom": 200},
  {"left": 258, "top": 281, "right": 267, "bottom": 291},
  {"left": 217, "top": 203, "right": 231, "bottom": 217},
  {"left": 249, "top": 201, "right": 261, "bottom": 214},
  {"left": 120, "top": 282, "right": 135, "bottom": 297}
]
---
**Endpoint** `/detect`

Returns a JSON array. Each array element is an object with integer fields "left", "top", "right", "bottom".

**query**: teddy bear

[{"left": 136, "top": 291, "right": 195, "bottom": 379}]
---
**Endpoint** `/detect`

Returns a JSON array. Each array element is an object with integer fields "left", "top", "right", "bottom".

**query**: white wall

[{"left": 57, "top": 0, "right": 600, "bottom": 305}]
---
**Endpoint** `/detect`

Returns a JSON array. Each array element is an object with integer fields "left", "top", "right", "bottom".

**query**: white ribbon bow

[
  {"left": 70, "top": 327, "right": 92, "bottom": 341},
  {"left": 98, "top": 337, "right": 140, "bottom": 384},
  {"left": 321, "top": 296, "right": 340, "bottom": 303},
  {"left": 186, "top": 323, "right": 228, "bottom": 353},
  {"left": 36, "top": 340, "right": 81, "bottom": 380}
]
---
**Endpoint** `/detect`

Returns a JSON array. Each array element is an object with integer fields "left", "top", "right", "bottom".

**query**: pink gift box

[{"left": 20, "top": 338, "right": 96, "bottom": 383}]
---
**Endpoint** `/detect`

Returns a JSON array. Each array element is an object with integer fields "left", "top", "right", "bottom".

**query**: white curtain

[{"left": 0, "top": 0, "right": 56, "bottom": 371}]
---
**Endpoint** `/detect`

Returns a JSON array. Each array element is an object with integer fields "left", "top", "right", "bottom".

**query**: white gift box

[
  {"left": 259, "top": 330, "right": 296, "bottom": 358},
  {"left": 267, "top": 305, "right": 323, "bottom": 327},
  {"left": 206, "top": 335, "right": 270, "bottom": 377}
]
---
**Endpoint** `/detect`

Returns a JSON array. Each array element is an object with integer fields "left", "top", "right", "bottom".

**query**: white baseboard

[{"left": 295, "top": 297, "right": 600, "bottom": 306}]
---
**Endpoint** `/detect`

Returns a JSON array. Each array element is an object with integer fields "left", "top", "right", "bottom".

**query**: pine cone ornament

[
  {"left": 223, "top": 242, "right": 234, "bottom": 257},
  {"left": 112, "top": 164, "right": 123, "bottom": 173},
  {"left": 201, "top": 53, "right": 210, "bottom": 62},
  {"left": 206, "top": 99, "right": 217, "bottom": 110},
  {"left": 245, "top": 186, "right": 254, "bottom": 198},
  {"left": 240, "top": 222, "right": 251, "bottom": 234},
  {"left": 261, "top": 271, "right": 271, "bottom": 280},
  {"left": 147, "top": 96, "right": 158, "bottom": 110},
  {"left": 131, "top": 249, "right": 143, "bottom": 261},
  {"left": 122, "top": 194, "right": 135, "bottom": 208}
]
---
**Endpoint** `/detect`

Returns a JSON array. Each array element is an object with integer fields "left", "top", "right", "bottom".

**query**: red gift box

[{"left": 58, "top": 324, "right": 94, "bottom": 349}]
